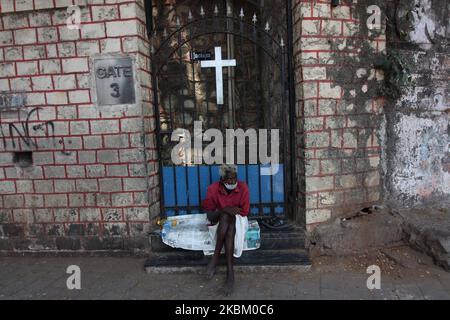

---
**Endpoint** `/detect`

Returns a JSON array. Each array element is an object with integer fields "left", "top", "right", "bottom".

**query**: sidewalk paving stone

[{"left": 0, "top": 255, "right": 448, "bottom": 300}]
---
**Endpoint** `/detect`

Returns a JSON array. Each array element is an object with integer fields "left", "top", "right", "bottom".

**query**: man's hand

[{"left": 223, "top": 206, "right": 241, "bottom": 216}]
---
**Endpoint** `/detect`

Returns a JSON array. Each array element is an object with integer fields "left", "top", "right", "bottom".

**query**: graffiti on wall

[{"left": 0, "top": 107, "right": 70, "bottom": 155}]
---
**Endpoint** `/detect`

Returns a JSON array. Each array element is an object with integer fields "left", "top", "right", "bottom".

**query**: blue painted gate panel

[{"left": 163, "top": 165, "right": 284, "bottom": 217}]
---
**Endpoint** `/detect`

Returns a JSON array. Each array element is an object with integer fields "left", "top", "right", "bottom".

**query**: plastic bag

[{"left": 161, "top": 214, "right": 260, "bottom": 254}]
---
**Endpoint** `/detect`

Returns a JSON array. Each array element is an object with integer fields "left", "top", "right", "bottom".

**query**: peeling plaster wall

[{"left": 383, "top": 0, "right": 450, "bottom": 208}]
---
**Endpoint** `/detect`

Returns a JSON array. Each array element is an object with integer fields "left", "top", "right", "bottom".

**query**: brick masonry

[
  {"left": 1, "top": 0, "right": 439, "bottom": 252},
  {"left": 0, "top": 0, "right": 159, "bottom": 252},
  {"left": 293, "top": 0, "right": 385, "bottom": 228}
]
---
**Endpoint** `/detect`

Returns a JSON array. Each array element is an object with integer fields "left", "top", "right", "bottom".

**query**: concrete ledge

[
  {"left": 145, "top": 264, "right": 312, "bottom": 274},
  {"left": 0, "top": 249, "right": 149, "bottom": 258},
  {"left": 307, "top": 207, "right": 406, "bottom": 257},
  {"left": 399, "top": 208, "right": 450, "bottom": 271},
  {"left": 0, "top": 235, "right": 151, "bottom": 256},
  {"left": 144, "top": 249, "right": 311, "bottom": 274}
]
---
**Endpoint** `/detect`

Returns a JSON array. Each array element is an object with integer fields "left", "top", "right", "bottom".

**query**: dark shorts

[{"left": 207, "top": 211, "right": 221, "bottom": 224}]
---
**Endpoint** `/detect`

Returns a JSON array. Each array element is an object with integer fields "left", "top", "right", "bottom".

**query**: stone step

[
  {"left": 259, "top": 226, "right": 306, "bottom": 250},
  {"left": 144, "top": 249, "right": 311, "bottom": 274},
  {"left": 399, "top": 209, "right": 450, "bottom": 271}
]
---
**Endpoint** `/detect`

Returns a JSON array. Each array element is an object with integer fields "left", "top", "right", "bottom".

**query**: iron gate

[{"left": 146, "top": 0, "right": 297, "bottom": 219}]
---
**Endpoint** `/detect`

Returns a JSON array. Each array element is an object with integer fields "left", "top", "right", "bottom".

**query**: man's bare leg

[
  {"left": 223, "top": 215, "right": 236, "bottom": 296},
  {"left": 206, "top": 212, "right": 229, "bottom": 278}
]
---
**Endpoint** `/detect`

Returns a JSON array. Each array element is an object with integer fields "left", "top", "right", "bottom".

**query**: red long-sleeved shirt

[{"left": 202, "top": 181, "right": 250, "bottom": 217}]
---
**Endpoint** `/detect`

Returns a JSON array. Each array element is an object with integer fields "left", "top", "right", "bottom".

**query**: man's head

[{"left": 219, "top": 164, "right": 238, "bottom": 190}]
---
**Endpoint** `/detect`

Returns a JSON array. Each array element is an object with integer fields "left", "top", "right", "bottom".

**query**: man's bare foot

[
  {"left": 206, "top": 259, "right": 217, "bottom": 279},
  {"left": 223, "top": 273, "right": 235, "bottom": 296}
]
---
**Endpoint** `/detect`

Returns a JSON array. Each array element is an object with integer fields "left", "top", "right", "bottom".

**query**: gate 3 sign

[{"left": 93, "top": 56, "right": 136, "bottom": 106}]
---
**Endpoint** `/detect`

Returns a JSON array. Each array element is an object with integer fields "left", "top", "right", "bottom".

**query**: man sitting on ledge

[{"left": 202, "top": 164, "right": 250, "bottom": 296}]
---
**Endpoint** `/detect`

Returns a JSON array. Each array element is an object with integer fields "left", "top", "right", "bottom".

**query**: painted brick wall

[
  {"left": 293, "top": 0, "right": 385, "bottom": 229},
  {"left": 0, "top": 0, "right": 159, "bottom": 252},
  {"left": 4, "top": 0, "right": 442, "bottom": 251}
]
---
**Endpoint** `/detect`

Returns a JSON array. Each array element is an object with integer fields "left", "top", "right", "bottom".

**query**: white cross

[{"left": 201, "top": 46, "right": 236, "bottom": 105}]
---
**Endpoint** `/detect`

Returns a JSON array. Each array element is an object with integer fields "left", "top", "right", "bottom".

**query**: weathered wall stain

[
  {"left": 320, "top": 0, "right": 449, "bottom": 210},
  {"left": 393, "top": 0, "right": 450, "bottom": 49},
  {"left": 388, "top": 115, "right": 449, "bottom": 203},
  {"left": 383, "top": 0, "right": 450, "bottom": 208}
]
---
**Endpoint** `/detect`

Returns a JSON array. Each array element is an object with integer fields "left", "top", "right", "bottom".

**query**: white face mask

[{"left": 224, "top": 182, "right": 238, "bottom": 190}]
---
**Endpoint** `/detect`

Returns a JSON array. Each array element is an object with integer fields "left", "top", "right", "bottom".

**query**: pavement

[{"left": 1, "top": 245, "right": 450, "bottom": 300}]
